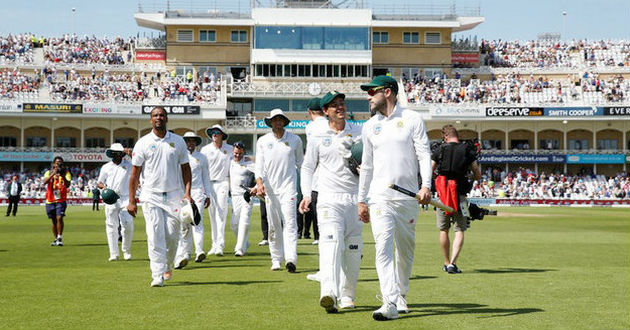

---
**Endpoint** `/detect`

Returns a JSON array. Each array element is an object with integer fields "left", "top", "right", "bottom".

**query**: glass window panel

[
  {"left": 345, "top": 99, "right": 369, "bottom": 113},
  {"left": 255, "top": 26, "right": 299, "bottom": 49},
  {"left": 254, "top": 99, "right": 290, "bottom": 112},
  {"left": 324, "top": 27, "right": 368, "bottom": 50},
  {"left": 412, "top": 32, "right": 419, "bottom": 43},
  {"left": 425, "top": 32, "right": 441, "bottom": 44},
  {"left": 291, "top": 99, "right": 309, "bottom": 112},
  {"left": 302, "top": 27, "right": 324, "bottom": 50}
]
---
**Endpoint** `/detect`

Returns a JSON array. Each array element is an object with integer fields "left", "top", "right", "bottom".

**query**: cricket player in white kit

[
  {"left": 229, "top": 141, "right": 256, "bottom": 256},
  {"left": 200, "top": 124, "right": 233, "bottom": 256},
  {"left": 300, "top": 91, "right": 363, "bottom": 313},
  {"left": 357, "top": 76, "right": 432, "bottom": 320},
  {"left": 97, "top": 143, "right": 133, "bottom": 261},
  {"left": 255, "top": 109, "right": 304, "bottom": 272},
  {"left": 128, "top": 107, "right": 192, "bottom": 287},
  {"left": 174, "top": 132, "right": 212, "bottom": 269}
]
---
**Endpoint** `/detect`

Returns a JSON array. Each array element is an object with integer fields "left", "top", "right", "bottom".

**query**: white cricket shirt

[
  {"left": 132, "top": 130, "right": 189, "bottom": 194},
  {"left": 98, "top": 158, "right": 132, "bottom": 197},
  {"left": 358, "top": 104, "right": 432, "bottom": 203},
  {"left": 255, "top": 130, "right": 304, "bottom": 195},
  {"left": 229, "top": 158, "right": 256, "bottom": 195},
  {"left": 301, "top": 120, "right": 362, "bottom": 197},
  {"left": 200, "top": 142, "right": 233, "bottom": 181},
  {"left": 188, "top": 150, "right": 212, "bottom": 197}
]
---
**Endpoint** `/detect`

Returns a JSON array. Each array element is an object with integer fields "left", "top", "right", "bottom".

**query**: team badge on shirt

[
  {"left": 223, "top": 150, "right": 227, "bottom": 154},
  {"left": 284, "top": 142, "right": 289, "bottom": 147},
  {"left": 169, "top": 142, "right": 175, "bottom": 148},
  {"left": 397, "top": 121, "right": 404, "bottom": 128},
  {"left": 373, "top": 124, "right": 382, "bottom": 135},
  {"left": 267, "top": 143, "right": 273, "bottom": 149},
  {"left": 322, "top": 136, "right": 332, "bottom": 147}
]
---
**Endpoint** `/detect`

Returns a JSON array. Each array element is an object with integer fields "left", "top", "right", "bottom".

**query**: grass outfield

[{"left": 0, "top": 205, "right": 628, "bottom": 330}]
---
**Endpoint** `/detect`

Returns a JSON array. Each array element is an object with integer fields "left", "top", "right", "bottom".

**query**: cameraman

[{"left": 431, "top": 125, "right": 481, "bottom": 274}]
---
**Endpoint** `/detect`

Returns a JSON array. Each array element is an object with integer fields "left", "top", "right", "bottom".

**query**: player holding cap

[
  {"left": 300, "top": 91, "right": 363, "bottom": 313},
  {"left": 200, "top": 124, "right": 233, "bottom": 257},
  {"left": 127, "top": 106, "right": 192, "bottom": 287},
  {"left": 358, "top": 76, "right": 432, "bottom": 320},
  {"left": 254, "top": 109, "right": 304, "bottom": 272},
  {"left": 174, "top": 132, "right": 212, "bottom": 269},
  {"left": 97, "top": 143, "right": 134, "bottom": 261}
]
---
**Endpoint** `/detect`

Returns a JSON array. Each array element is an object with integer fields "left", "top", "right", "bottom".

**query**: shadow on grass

[
  {"left": 350, "top": 303, "right": 543, "bottom": 318},
  {"left": 170, "top": 280, "right": 282, "bottom": 286},
  {"left": 188, "top": 264, "right": 267, "bottom": 269},
  {"left": 473, "top": 268, "right": 556, "bottom": 274},
  {"left": 358, "top": 275, "right": 436, "bottom": 283},
  {"left": 0, "top": 249, "right": 7, "bottom": 252}
]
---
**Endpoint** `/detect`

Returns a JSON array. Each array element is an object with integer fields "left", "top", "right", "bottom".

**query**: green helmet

[
  {"left": 101, "top": 188, "right": 120, "bottom": 205},
  {"left": 348, "top": 141, "right": 363, "bottom": 176}
]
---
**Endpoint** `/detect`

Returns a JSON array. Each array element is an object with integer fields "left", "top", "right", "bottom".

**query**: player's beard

[{"left": 370, "top": 97, "right": 386, "bottom": 116}]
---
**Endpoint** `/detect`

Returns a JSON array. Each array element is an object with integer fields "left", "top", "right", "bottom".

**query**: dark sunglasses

[
  {"left": 367, "top": 86, "right": 386, "bottom": 96},
  {"left": 233, "top": 142, "right": 246, "bottom": 149}
]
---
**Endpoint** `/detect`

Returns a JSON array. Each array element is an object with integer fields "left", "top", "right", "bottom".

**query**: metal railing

[{"left": 230, "top": 80, "right": 364, "bottom": 97}]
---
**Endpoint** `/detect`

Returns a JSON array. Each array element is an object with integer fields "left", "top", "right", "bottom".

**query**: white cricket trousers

[
  {"left": 175, "top": 194, "right": 206, "bottom": 261},
  {"left": 104, "top": 198, "right": 133, "bottom": 258},
  {"left": 208, "top": 180, "right": 229, "bottom": 251},
  {"left": 265, "top": 191, "right": 298, "bottom": 265},
  {"left": 142, "top": 200, "right": 182, "bottom": 280},
  {"left": 230, "top": 195, "right": 253, "bottom": 253},
  {"left": 369, "top": 200, "right": 419, "bottom": 304},
  {"left": 317, "top": 193, "right": 363, "bottom": 300}
]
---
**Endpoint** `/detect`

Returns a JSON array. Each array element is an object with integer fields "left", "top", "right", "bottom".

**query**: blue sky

[{"left": 0, "top": 0, "right": 628, "bottom": 41}]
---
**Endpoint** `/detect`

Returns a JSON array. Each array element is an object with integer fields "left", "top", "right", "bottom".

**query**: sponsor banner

[
  {"left": 136, "top": 50, "right": 166, "bottom": 61},
  {"left": 117, "top": 104, "right": 142, "bottom": 114},
  {"left": 467, "top": 198, "right": 496, "bottom": 206},
  {"left": 478, "top": 154, "right": 566, "bottom": 164},
  {"left": 83, "top": 103, "right": 116, "bottom": 114},
  {"left": 451, "top": 52, "right": 479, "bottom": 63},
  {"left": 543, "top": 107, "right": 602, "bottom": 117},
  {"left": 603, "top": 107, "right": 630, "bottom": 116},
  {"left": 54, "top": 152, "right": 108, "bottom": 163},
  {"left": 0, "top": 198, "right": 95, "bottom": 205},
  {"left": 566, "top": 154, "right": 625, "bottom": 164},
  {"left": 0, "top": 151, "right": 53, "bottom": 162},
  {"left": 494, "top": 199, "right": 630, "bottom": 206},
  {"left": 23, "top": 103, "right": 82, "bottom": 113},
  {"left": 430, "top": 107, "right": 484, "bottom": 117},
  {"left": 0, "top": 102, "right": 23, "bottom": 112},
  {"left": 141, "top": 105, "right": 200, "bottom": 115},
  {"left": 485, "top": 107, "right": 543, "bottom": 117},
  {"left": 255, "top": 119, "right": 365, "bottom": 130}
]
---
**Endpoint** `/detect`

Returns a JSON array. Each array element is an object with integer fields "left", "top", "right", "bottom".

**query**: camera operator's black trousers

[
  {"left": 303, "top": 191, "right": 319, "bottom": 240},
  {"left": 6, "top": 196, "right": 19, "bottom": 216},
  {"left": 260, "top": 199, "right": 268, "bottom": 240}
]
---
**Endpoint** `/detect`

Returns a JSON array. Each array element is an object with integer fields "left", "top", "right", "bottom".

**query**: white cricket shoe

[
  {"left": 396, "top": 295, "right": 409, "bottom": 314},
  {"left": 311, "top": 240, "right": 319, "bottom": 245},
  {"left": 214, "top": 248, "right": 224, "bottom": 256},
  {"left": 207, "top": 246, "right": 217, "bottom": 255},
  {"left": 306, "top": 271, "right": 321, "bottom": 282},
  {"left": 270, "top": 260, "right": 282, "bottom": 271},
  {"left": 150, "top": 276, "right": 164, "bottom": 287},
  {"left": 234, "top": 250, "right": 244, "bottom": 257},
  {"left": 123, "top": 252, "right": 132, "bottom": 261},
  {"left": 175, "top": 259, "right": 188, "bottom": 270},
  {"left": 372, "top": 302, "right": 398, "bottom": 321},
  {"left": 339, "top": 297, "right": 355, "bottom": 309},
  {"left": 258, "top": 239, "right": 269, "bottom": 246},
  {"left": 319, "top": 295, "right": 338, "bottom": 313},
  {"left": 108, "top": 255, "right": 118, "bottom": 262}
]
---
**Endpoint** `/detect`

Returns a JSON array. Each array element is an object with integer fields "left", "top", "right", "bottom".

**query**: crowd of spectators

[
  {"left": 469, "top": 167, "right": 630, "bottom": 200},
  {"left": 0, "top": 167, "right": 100, "bottom": 199},
  {"left": 404, "top": 71, "right": 629, "bottom": 105},
  {"left": 0, "top": 34, "right": 34, "bottom": 64},
  {"left": 43, "top": 34, "right": 133, "bottom": 65},
  {"left": 46, "top": 69, "right": 222, "bottom": 103},
  {"left": 0, "top": 68, "right": 40, "bottom": 100},
  {"left": 479, "top": 39, "right": 630, "bottom": 68}
]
